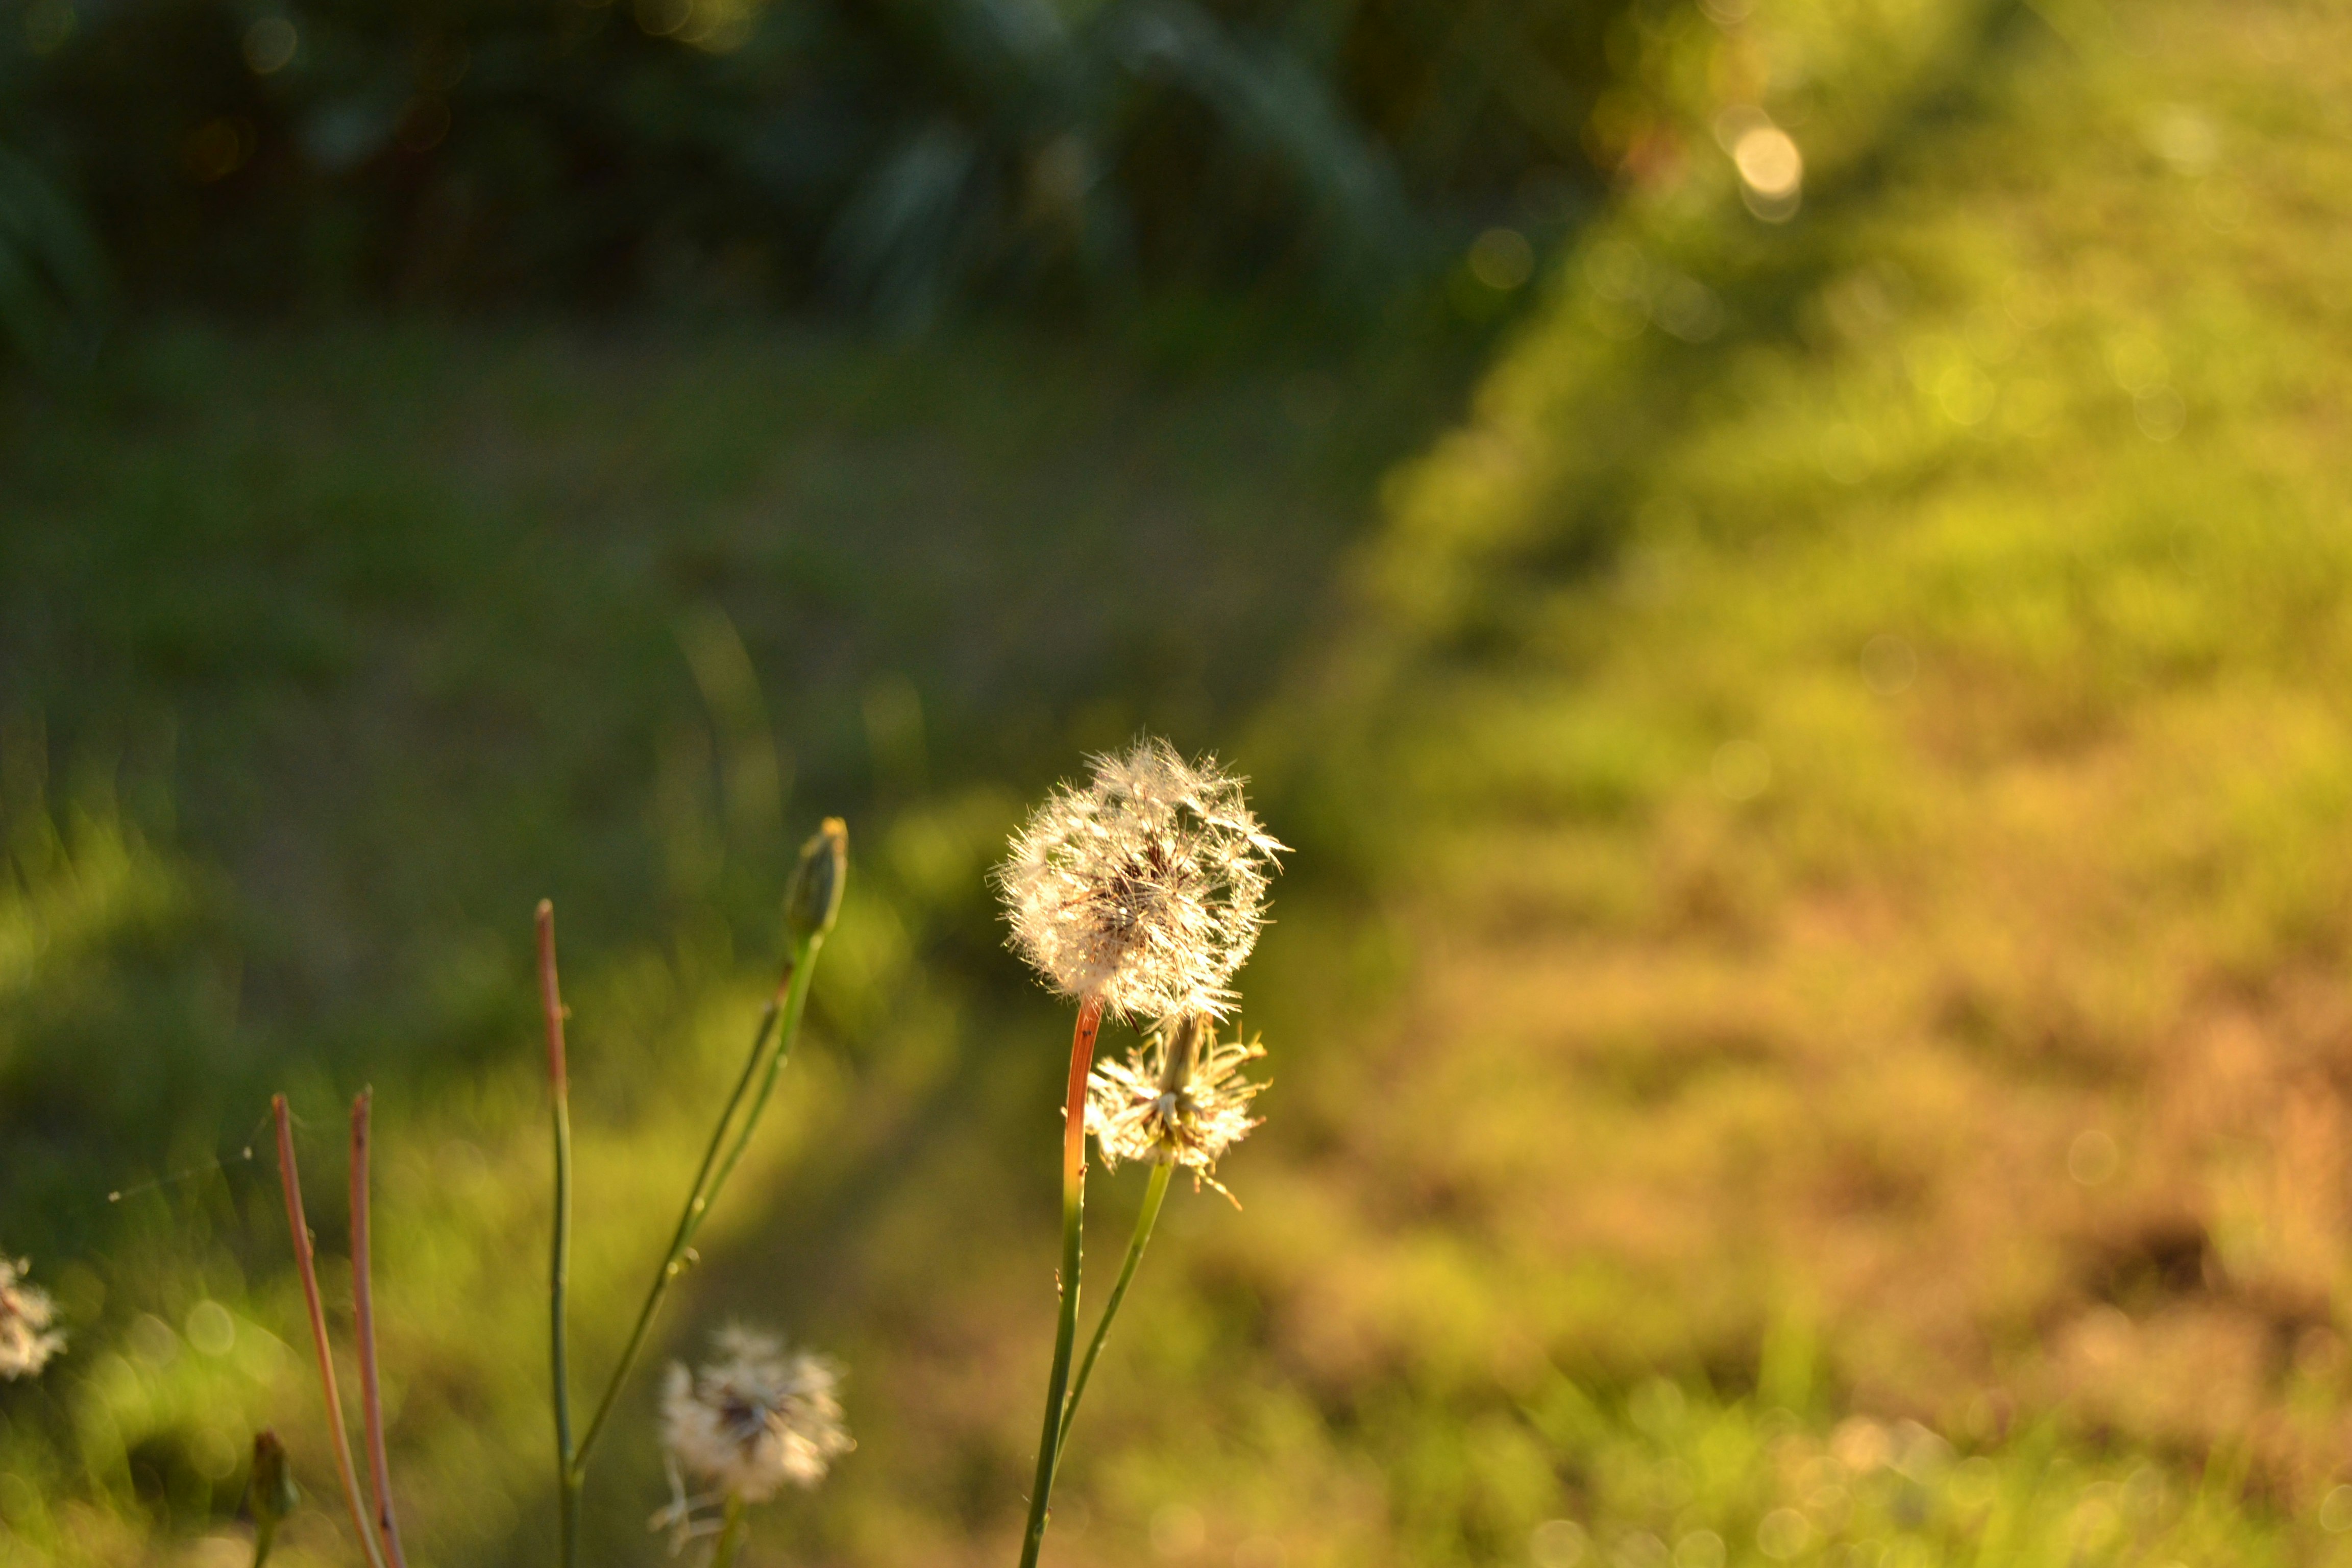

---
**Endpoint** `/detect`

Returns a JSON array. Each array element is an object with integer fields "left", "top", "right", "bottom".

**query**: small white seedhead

[
  {"left": 0, "top": 1257, "right": 63, "bottom": 1380},
  {"left": 997, "top": 738, "right": 1285, "bottom": 1020},
  {"left": 658, "top": 1325, "right": 852, "bottom": 1508},
  {"left": 1087, "top": 1014, "right": 1268, "bottom": 1202}
]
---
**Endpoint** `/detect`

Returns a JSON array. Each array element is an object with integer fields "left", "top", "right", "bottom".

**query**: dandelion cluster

[
  {"left": 996, "top": 739, "right": 1285, "bottom": 1020},
  {"left": 0, "top": 1257, "right": 62, "bottom": 1380},
  {"left": 658, "top": 1327, "right": 852, "bottom": 1506},
  {"left": 1088, "top": 1013, "right": 1267, "bottom": 1199}
]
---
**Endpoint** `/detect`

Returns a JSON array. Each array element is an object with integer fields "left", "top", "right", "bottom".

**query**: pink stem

[{"left": 271, "top": 1095, "right": 388, "bottom": 1568}]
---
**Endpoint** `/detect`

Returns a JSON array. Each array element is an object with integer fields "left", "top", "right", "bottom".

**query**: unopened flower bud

[
  {"left": 245, "top": 1430, "right": 299, "bottom": 1563},
  {"left": 784, "top": 818, "right": 849, "bottom": 943}
]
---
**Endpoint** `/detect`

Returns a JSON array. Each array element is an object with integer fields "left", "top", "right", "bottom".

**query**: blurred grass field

[{"left": 10, "top": 0, "right": 2352, "bottom": 1563}]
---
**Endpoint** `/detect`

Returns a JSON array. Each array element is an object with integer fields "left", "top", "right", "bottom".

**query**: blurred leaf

[{"left": 0, "top": 144, "right": 107, "bottom": 372}]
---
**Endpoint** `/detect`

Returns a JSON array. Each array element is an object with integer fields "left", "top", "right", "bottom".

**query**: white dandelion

[
  {"left": 0, "top": 1256, "right": 63, "bottom": 1380},
  {"left": 1087, "top": 1013, "right": 1268, "bottom": 1200},
  {"left": 657, "top": 1326, "right": 852, "bottom": 1508},
  {"left": 996, "top": 738, "right": 1286, "bottom": 1021}
]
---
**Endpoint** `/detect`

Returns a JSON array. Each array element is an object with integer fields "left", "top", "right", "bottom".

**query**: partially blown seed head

[
  {"left": 0, "top": 1257, "right": 62, "bottom": 1380},
  {"left": 997, "top": 739, "right": 1285, "bottom": 1020},
  {"left": 1087, "top": 1013, "right": 1268, "bottom": 1201},
  {"left": 659, "top": 1326, "right": 852, "bottom": 1504}
]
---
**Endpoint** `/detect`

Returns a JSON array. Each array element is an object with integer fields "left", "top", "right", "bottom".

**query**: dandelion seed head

[
  {"left": 659, "top": 1325, "right": 852, "bottom": 1504},
  {"left": 0, "top": 1257, "right": 63, "bottom": 1380},
  {"left": 1088, "top": 1014, "right": 1267, "bottom": 1199},
  {"left": 997, "top": 739, "right": 1284, "bottom": 1020}
]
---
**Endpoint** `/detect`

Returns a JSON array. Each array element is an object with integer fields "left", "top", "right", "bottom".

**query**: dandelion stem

[
  {"left": 1055, "top": 1160, "right": 1171, "bottom": 1473},
  {"left": 571, "top": 926, "right": 826, "bottom": 1478},
  {"left": 709, "top": 1494, "right": 750, "bottom": 1568},
  {"left": 350, "top": 1090, "right": 409, "bottom": 1568},
  {"left": 538, "top": 902, "right": 580, "bottom": 1568},
  {"left": 270, "top": 1094, "right": 389, "bottom": 1568},
  {"left": 1017, "top": 997, "right": 1104, "bottom": 1568}
]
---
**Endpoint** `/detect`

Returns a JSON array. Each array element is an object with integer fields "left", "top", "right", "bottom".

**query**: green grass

[
  {"left": 0, "top": 318, "right": 1466, "bottom": 1564},
  {"left": 10, "top": 0, "right": 2352, "bottom": 1562}
]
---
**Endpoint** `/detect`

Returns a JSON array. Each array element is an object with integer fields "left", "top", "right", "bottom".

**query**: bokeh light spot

[
  {"left": 184, "top": 1298, "right": 236, "bottom": 1356},
  {"left": 1937, "top": 362, "right": 1996, "bottom": 426},
  {"left": 1830, "top": 1416, "right": 1890, "bottom": 1473},
  {"left": 2106, "top": 335, "right": 2168, "bottom": 395},
  {"left": 1531, "top": 1518, "right": 1588, "bottom": 1567},
  {"left": 1618, "top": 1530, "right": 1671, "bottom": 1567},
  {"left": 636, "top": 0, "right": 691, "bottom": 37},
  {"left": 1862, "top": 635, "right": 1917, "bottom": 695},
  {"left": 1819, "top": 424, "right": 1873, "bottom": 485},
  {"left": 190, "top": 1425, "right": 242, "bottom": 1480},
  {"left": 1470, "top": 228, "right": 1536, "bottom": 291},
  {"left": 2068, "top": 1129, "right": 2119, "bottom": 1185},
  {"left": 1756, "top": 1508, "right": 1812, "bottom": 1561},
  {"left": 1674, "top": 1530, "right": 1726, "bottom": 1568},
  {"left": 397, "top": 97, "right": 453, "bottom": 153},
  {"left": 1730, "top": 122, "right": 1803, "bottom": 220},
  {"left": 1734, "top": 127, "right": 1802, "bottom": 198},
  {"left": 2143, "top": 105, "right": 2218, "bottom": 174},
  {"left": 1233, "top": 1536, "right": 1287, "bottom": 1568},
  {"left": 22, "top": 0, "right": 74, "bottom": 54},
  {"left": 243, "top": 16, "right": 297, "bottom": 75},
  {"left": 2134, "top": 387, "right": 2186, "bottom": 441},
  {"left": 1654, "top": 277, "right": 1723, "bottom": 342},
  {"left": 183, "top": 118, "right": 254, "bottom": 183},
  {"left": 128, "top": 1311, "right": 180, "bottom": 1367},
  {"left": 1711, "top": 740, "right": 1771, "bottom": 802},
  {"left": 1152, "top": 1503, "right": 1207, "bottom": 1561}
]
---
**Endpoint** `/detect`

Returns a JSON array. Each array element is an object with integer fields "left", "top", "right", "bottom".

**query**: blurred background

[{"left": 7, "top": 0, "right": 2352, "bottom": 1563}]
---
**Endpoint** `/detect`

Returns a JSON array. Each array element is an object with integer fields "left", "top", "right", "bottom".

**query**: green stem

[
  {"left": 703, "top": 930, "right": 826, "bottom": 1206},
  {"left": 710, "top": 1496, "right": 750, "bottom": 1568},
  {"left": 1016, "top": 998, "right": 1104, "bottom": 1568},
  {"left": 570, "top": 931, "right": 824, "bottom": 1477},
  {"left": 537, "top": 903, "right": 579, "bottom": 1568},
  {"left": 1055, "top": 1160, "right": 1171, "bottom": 1474},
  {"left": 351, "top": 1091, "right": 410, "bottom": 1568}
]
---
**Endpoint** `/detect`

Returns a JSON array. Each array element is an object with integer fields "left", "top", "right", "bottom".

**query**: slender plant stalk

[
  {"left": 709, "top": 1495, "right": 750, "bottom": 1568},
  {"left": 571, "top": 926, "right": 826, "bottom": 1475},
  {"left": 270, "top": 1095, "right": 389, "bottom": 1568},
  {"left": 1055, "top": 1159, "right": 1171, "bottom": 1472},
  {"left": 350, "top": 1090, "right": 409, "bottom": 1568},
  {"left": 1016, "top": 997, "right": 1105, "bottom": 1568},
  {"left": 537, "top": 902, "right": 581, "bottom": 1567},
  {"left": 701, "top": 932, "right": 824, "bottom": 1206}
]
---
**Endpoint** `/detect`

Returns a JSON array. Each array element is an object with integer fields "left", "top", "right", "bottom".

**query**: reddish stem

[
  {"left": 271, "top": 1094, "right": 388, "bottom": 1568},
  {"left": 1062, "top": 997, "right": 1103, "bottom": 1192},
  {"left": 1016, "top": 995, "right": 1108, "bottom": 1568},
  {"left": 536, "top": 899, "right": 569, "bottom": 1095},
  {"left": 351, "top": 1090, "right": 409, "bottom": 1568}
]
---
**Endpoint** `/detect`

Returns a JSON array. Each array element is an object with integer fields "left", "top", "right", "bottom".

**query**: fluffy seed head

[
  {"left": 659, "top": 1326, "right": 852, "bottom": 1503},
  {"left": 997, "top": 739, "right": 1285, "bottom": 1020},
  {"left": 0, "top": 1257, "right": 62, "bottom": 1380},
  {"left": 1087, "top": 1013, "right": 1267, "bottom": 1200}
]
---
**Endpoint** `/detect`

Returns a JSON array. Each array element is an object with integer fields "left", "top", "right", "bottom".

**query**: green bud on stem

[
  {"left": 246, "top": 1429, "right": 299, "bottom": 1565},
  {"left": 785, "top": 817, "right": 849, "bottom": 943}
]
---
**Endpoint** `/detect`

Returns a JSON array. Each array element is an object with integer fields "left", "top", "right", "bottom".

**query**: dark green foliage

[
  {"left": 0, "top": 0, "right": 1619, "bottom": 324},
  {"left": 0, "top": 142, "right": 106, "bottom": 366}
]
